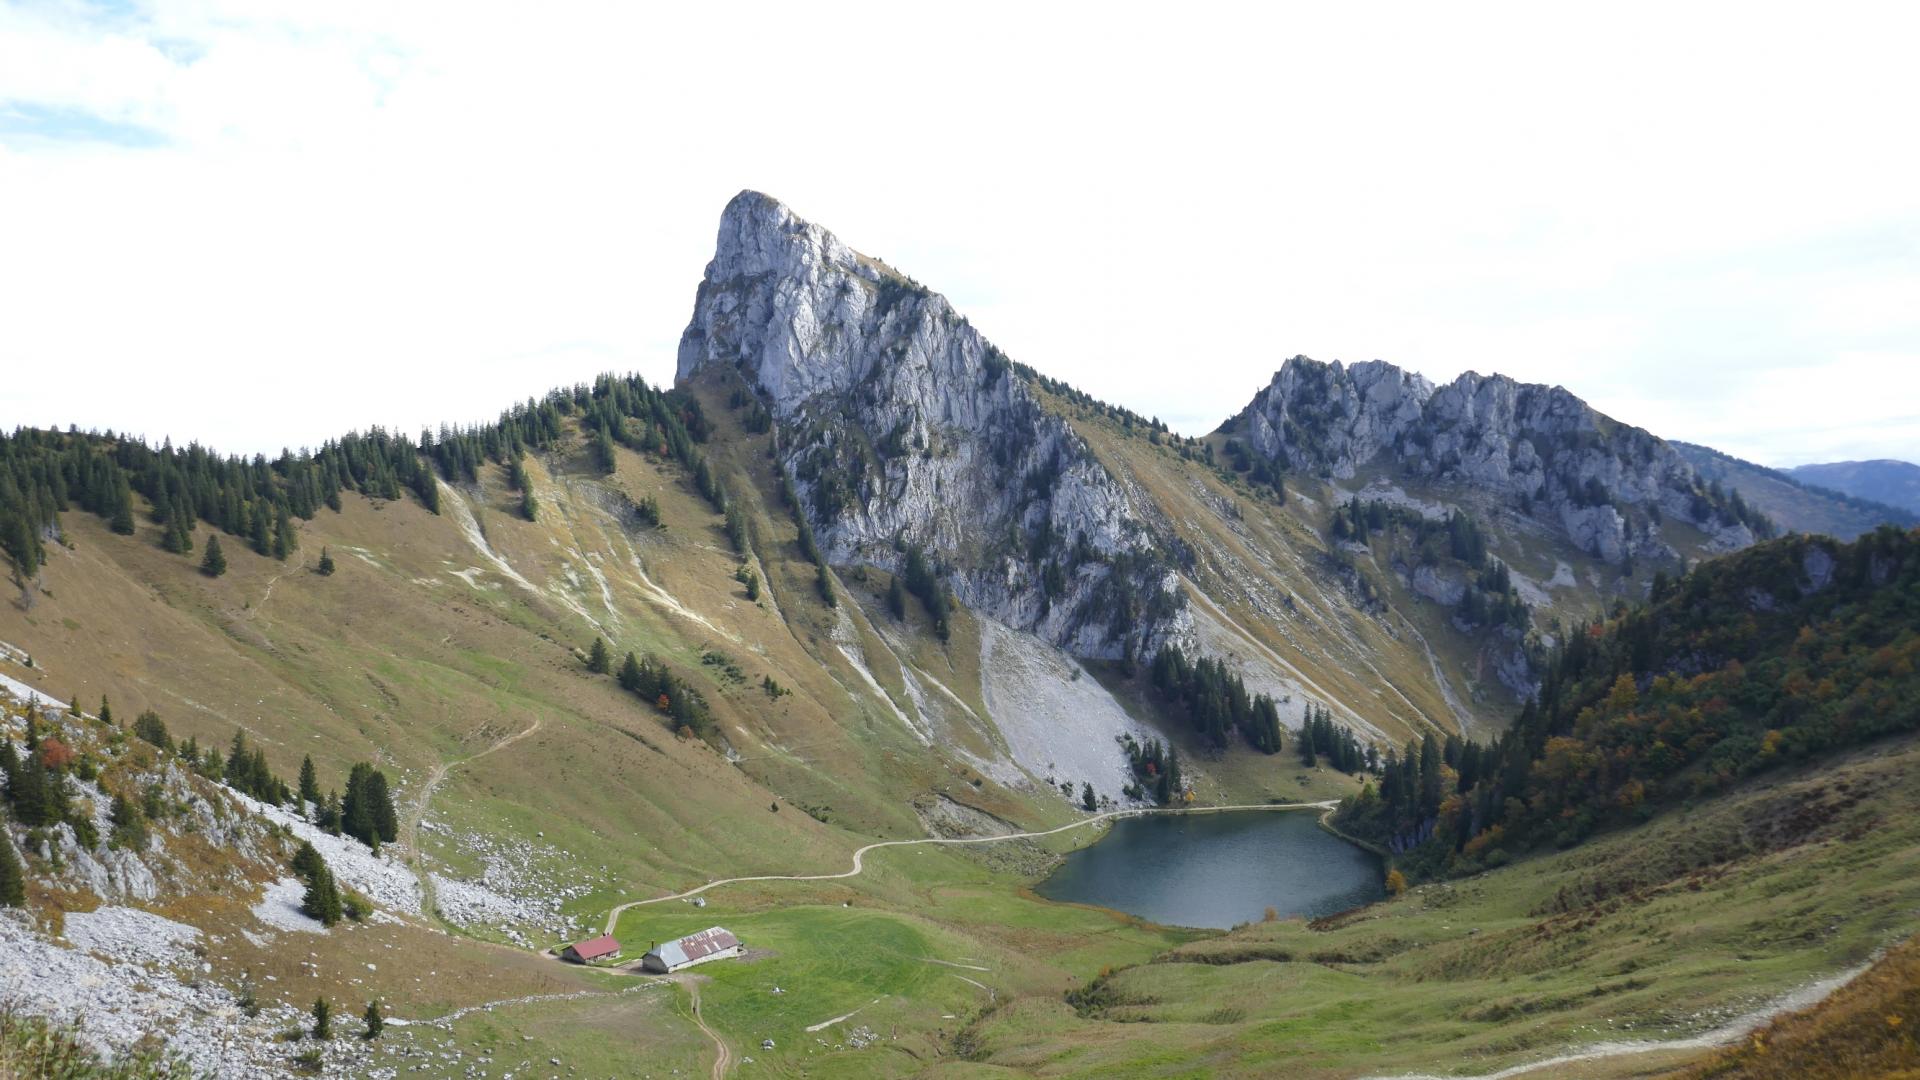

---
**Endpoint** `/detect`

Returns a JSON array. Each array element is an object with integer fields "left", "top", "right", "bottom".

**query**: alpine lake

[{"left": 1035, "top": 809, "right": 1384, "bottom": 929}]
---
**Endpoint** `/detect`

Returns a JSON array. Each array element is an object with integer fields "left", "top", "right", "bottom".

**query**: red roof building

[{"left": 562, "top": 934, "right": 622, "bottom": 963}]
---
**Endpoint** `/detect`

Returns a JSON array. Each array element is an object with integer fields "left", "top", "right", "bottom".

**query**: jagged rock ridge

[
  {"left": 1233, "top": 356, "right": 1764, "bottom": 565},
  {"left": 678, "top": 191, "right": 1190, "bottom": 659}
]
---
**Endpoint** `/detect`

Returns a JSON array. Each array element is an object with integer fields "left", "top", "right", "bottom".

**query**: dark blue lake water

[{"left": 1035, "top": 810, "right": 1384, "bottom": 929}]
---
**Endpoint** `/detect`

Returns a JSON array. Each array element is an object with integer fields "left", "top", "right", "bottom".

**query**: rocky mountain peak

[
  {"left": 677, "top": 193, "right": 1189, "bottom": 660},
  {"left": 1236, "top": 356, "right": 1765, "bottom": 565}
]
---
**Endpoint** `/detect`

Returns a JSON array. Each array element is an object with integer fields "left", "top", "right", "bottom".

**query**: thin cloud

[{"left": 0, "top": 2, "right": 1915, "bottom": 465}]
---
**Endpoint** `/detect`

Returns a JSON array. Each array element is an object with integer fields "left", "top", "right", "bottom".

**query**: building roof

[
  {"left": 567, "top": 934, "right": 621, "bottom": 960},
  {"left": 648, "top": 926, "right": 740, "bottom": 968}
]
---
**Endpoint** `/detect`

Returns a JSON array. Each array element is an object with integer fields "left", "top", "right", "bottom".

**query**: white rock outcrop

[{"left": 678, "top": 191, "right": 1191, "bottom": 660}]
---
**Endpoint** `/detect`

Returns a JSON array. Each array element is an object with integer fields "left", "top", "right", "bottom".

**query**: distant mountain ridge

[
  {"left": 1226, "top": 356, "right": 1767, "bottom": 566},
  {"left": 1675, "top": 443, "right": 1917, "bottom": 539},
  {"left": 1788, "top": 458, "right": 1920, "bottom": 515}
]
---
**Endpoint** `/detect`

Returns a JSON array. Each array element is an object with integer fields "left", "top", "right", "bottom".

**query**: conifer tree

[
  {"left": 298, "top": 755, "right": 321, "bottom": 811},
  {"left": 291, "top": 840, "right": 322, "bottom": 881},
  {"left": 311, "top": 996, "right": 332, "bottom": 1040},
  {"left": 225, "top": 729, "right": 250, "bottom": 788},
  {"left": 321, "top": 790, "right": 343, "bottom": 835},
  {"left": 10, "top": 743, "right": 57, "bottom": 826},
  {"left": 133, "top": 710, "right": 171, "bottom": 751},
  {"left": 161, "top": 510, "right": 193, "bottom": 554},
  {"left": 587, "top": 637, "right": 612, "bottom": 674},
  {"left": 0, "top": 830, "right": 24, "bottom": 906},
  {"left": 299, "top": 854, "right": 343, "bottom": 927},
  {"left": 272, "top": 504, "right": 295, "bottom": 560},
  {"left": 520, "top": 490, "right": 538, "bottom": 521},
  {"left": 363, "top": 1000, "right": 384, "bottom": 1040},
  {"left": 250, "top": 504, "right": 272, "bottom": 555},
  {"left": 618, "top": 651, "right": 643, "bottom": 693},
  {"left": 109, "top": 480, "right": 136, "bottom": 535},
  {"left": 342, "top": 763, "right": 375, "bottom": 845},
  {"left": 316, "top": 546, "right": 335, "bottom": 576},
  {"left": 110, "top": 792, "right": 148, "bottom": 850},
  {"left": 200, "top": 534, "right": 227, "bottom": 577},
  {"left": 591, "top": 427, "right": 618, "bottom": 474},
  {"left": 367, "top": 770, "right": 398, "bottom": 844}
]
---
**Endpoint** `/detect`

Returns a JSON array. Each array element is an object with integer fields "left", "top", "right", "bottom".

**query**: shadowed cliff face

[
  {"left": 1235, "top": 355, "right": 1760, "bottom": 564},
  {"left": 678, "top": 191, "right": 1192, "bottom": 661}
]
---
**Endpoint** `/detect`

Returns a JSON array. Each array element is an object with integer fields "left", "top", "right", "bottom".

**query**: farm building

[
  {"left": 561, "top": 934, "right": 622, "bottom": 964},
  {"left": 642, "top": 927, "right": 742, "bottom": 973}
]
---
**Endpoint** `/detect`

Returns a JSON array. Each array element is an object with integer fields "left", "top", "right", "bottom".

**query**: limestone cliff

[{"left": 678, "top": 191, "right": 1190, "bottom": 660}]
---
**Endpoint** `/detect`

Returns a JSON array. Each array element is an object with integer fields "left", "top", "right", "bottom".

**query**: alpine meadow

[{"left": 2, "top": 183, "right": 1915, "bottom": 1077}]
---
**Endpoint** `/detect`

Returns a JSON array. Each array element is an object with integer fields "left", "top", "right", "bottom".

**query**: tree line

[
  {"left": 1148, "top": 644, "right": 1283, "bottom": 753},
  {"left": 583, "top": 636, "right": 716, "bottom": 739},
  {"left": 0, "top": 372, "right": 718, "bottom": 586}
]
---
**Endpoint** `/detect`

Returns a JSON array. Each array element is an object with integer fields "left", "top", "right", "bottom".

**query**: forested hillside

[{"left": 1337, "top": 525, "right": 1920, "bottom": 876}]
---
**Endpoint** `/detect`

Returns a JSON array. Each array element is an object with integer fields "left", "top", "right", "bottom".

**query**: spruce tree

[
  {"left": 98, "top": 696, "right": 113, "bottom": 726},
  {"left": 0, "top": 830, "right": 24, "bottom": 906},
  {"left": 300, "top": 858, "right": 343, "bottom": 927},
  {"left": 10, "top": 746, "right": 56, "bottom": 826},
  {"left": 367, "top": 770, "right": 398, "bottom": 844},
  {"left": 200, "top": 534, "right": 227, "bottom": 577},
  {"left": 272, "top": 505, "right": 295, "bottom": 560},
  {"left": 590, "top": 427, "right": 618, "bottom": 474},
  {"left": 341, "top": 763, "right": 379, "bottom": 846},
  {"left": 316, "top": 546, "right": 336, "bottom": 576},
  {"left": 250, "top": 504, "right": 272, "bottom": 555},
  {"left": 363, "top": 1000, "right": 383, "bottom": 1040},
  {"left": 311, "top": 996, "right": 332, "bottom": 1040},
  {"left": 225, "top": 729, "right": 250, "bottom": 789},
  {"left": 618, "top": 651, "right": 643, "bottom": 693},
  {"left": 110, "top": 792, "right": 148, "bottom": 850},
  {"left": 133, "top": 710, "right": 171, "bottom": 751},
  {"left": 321, "top": 790, "right": 343, "bottom": 835},
  {"left": 291, "top": 840, "right": 322, "bottom": 881},
  {"left": 298, "top": 755, "right": 320, "bottom": 811},
  {"left": 586, "top": 637, "right": 611, "bottom": 674},
  {"left": 109, "top": 482, "right": 136, "bottom": 535}
]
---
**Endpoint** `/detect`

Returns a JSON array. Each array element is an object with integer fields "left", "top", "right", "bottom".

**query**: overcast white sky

[{"left": 2, "top": 1, "right": 1917, "bottom": 467}]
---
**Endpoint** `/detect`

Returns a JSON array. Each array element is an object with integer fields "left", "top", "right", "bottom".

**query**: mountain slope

[
  {"left": 1675, "top": 441, "right": 1916, "bottom": 539},
  {"left": 1789, "top": 458, "right": 1920, "bottom": 515},
  {"left": 4, "top": 189, "right": 1910, "bottom": 1077}
]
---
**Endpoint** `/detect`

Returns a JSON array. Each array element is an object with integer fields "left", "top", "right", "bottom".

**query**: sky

[{"left": 1, "top": 1, "right": 1917, "bottom": 468}]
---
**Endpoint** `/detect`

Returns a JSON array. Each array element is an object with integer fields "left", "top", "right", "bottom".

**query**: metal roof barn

[{"left": 642, "top": 927, "right": 742, "bottom": 973}]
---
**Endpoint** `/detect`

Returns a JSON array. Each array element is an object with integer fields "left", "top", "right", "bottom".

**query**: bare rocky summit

[
  {"left": 1233, "top": 356, "right": 1764, "bottom": 564},
  {"left": 679, "top": 191, "right": 1191, "bottom": 661}
]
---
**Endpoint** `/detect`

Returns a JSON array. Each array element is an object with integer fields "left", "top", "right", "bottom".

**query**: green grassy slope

[{"left": 951, "top": 735, "right": 1920, "bottom": 1078}]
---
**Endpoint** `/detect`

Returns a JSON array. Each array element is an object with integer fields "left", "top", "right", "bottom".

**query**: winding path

[
  {"left": 686, "top": 981, "right": 730, "bottom": 1080},
  {"left": 601, "top": 800, "right": 1338, "bottom": 935},
  {"left": 404, "top": 715, "right": 544, "bottom": 917}
]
